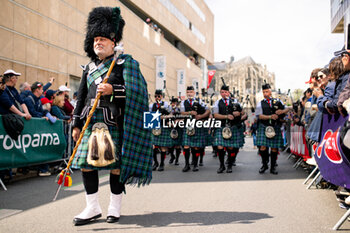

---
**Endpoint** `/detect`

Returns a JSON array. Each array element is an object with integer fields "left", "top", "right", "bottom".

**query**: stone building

[
  {"left": 0, "top": 0, "right": 213, "bottom": 99},
  {"left": 208, "top": 56, "right": 276, "bottom": 109}
]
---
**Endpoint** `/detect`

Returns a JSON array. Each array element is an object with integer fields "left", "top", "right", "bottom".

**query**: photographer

[{"left": 0, "top": 70, "right": 31, "bottom": 120}]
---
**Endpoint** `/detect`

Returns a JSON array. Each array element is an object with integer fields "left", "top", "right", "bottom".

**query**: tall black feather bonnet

[{"left": 84, "top": 7, "right": 125, "bottom": 61}]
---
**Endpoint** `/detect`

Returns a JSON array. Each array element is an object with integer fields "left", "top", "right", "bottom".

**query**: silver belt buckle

[{"left": 90, "top": 99, "right": 100, "bottom": 107}]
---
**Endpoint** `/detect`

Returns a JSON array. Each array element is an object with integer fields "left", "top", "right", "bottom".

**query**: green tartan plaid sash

[
  {"left": 86, "top": 57, "right": 113, "bottom": 88},
  {"left": 119, "top": 55, "right": 153, "bottom": 186}
]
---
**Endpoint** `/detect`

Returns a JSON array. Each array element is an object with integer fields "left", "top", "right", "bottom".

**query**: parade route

[{"left": 0, "top": 137, "right": 348, "bottom": 232}]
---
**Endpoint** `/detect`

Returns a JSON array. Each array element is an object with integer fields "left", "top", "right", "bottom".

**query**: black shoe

[
  {"left": 73, "top": 214, "right": 102, "bottom": 226},
  {"left": 158, "top": 164, "right": 164, "bottom": 171},
  {"left": 106, "top": 215, "right": 119, "bottom": 223},
  {"left": 217, "top": 166, "right": 225, "bottom": 174},
  {"left": 232, "top": 162, "right": 236, "bottom": 166},
  {"left": 152, "top": 162, "right": 159, "bottom": 171},
  {"left": 259, "top": 165, "right": 268, "bottom": 174},
  {"left": 192, "top": 165, "right": 199, "bottom": 172},
  {"left": 190, "top": 161, "right": 194, "bottom": 165},
  {"left": 226, "top": 165, "right": 232, "bottom": 173},
  {"left": 175, "top": 160, "right": 179, "bottom": 165},
  {"left": 169, "top": 157, "right": 175, "bottom": 164},
  {"left": 182, "top": 165, "right": 190, "bottom": 172},
  {"left": 270, "top": 167, "right": 278, "bottom": 175},
  {"left": 199, "top": 162, "right": 203, "bottom": 166}
]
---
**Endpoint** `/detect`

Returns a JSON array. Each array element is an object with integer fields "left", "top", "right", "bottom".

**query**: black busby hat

[
  {"left": 187, "top": 86, "right": 194, "bottom": 91},
  {"left": 84, "top": 7, "right": 125, "bottom": 61},
  {"left": 221, "top": 85, "right": 229, "bottom": 91},
  {"left": 262, "top": 84, "right": 271, "bottom": 90},
  {"left": 171, "top": 97, "right": 179, "bottom": 103},
  {"left": 155, "top": 89, "right": 163, "bottom": 95}
]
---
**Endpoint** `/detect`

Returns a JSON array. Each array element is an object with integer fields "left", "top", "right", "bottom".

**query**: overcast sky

[{"left": 204, "top": 0, "right": 344, "bottom": 92}]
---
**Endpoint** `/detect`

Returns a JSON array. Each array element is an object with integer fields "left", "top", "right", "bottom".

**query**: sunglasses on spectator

[
  {"left": 318, "top": 74, "right": 326, "bottom": 79},
  {"left": 154, "top": 95, "right": 161, "bottom": 98}
]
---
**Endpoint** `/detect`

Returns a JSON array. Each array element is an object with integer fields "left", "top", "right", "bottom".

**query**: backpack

[{"left": 2, "top": 114, "right": 24, "bottom": 140}]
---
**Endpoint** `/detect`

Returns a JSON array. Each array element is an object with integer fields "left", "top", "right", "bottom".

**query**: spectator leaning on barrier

[
  {"left": 337, "top": 48, "right": 350, "bottom": 116},
  {"left": 308, "top": 67, "right": 334, "bottom": 143},
  {"left": 0, "top": 69, "right": 31, "bottom": 120},
  {"left": 57, "top": 85, "right": 74, "bottom": 116},
  {"left": 315, "top": 57, "right": 342, "bottom": 113},
  {"left": 24, "top": 81, "right": 56, "bottom": 123},
  {"left": 325, "top": 46, "right": 350, "bottom": 114},
  {"left": 51, "top": 95, "right": 71, "bottom": 121}
]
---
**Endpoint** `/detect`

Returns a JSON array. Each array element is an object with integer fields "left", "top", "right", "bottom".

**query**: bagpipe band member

[
  {"left": 212, "top": 85, "right": 242, "bottom": 173},
  {"left": 149, "top": 89, "right": 171, "bottom": 171},
  {"left": 255, "top": 84, "right": 289, "bottom": 175},
  {"left": 167, "top": 97, "right": 182, "bottom": 166},
  {"left": 180, "top": 86, "right": 210, "bottom": 172},
  {"left": 71, "top": 7, "right": 152, "bottom": 225}
]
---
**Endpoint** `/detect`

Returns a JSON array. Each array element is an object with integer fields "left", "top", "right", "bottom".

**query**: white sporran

[
  {"left": 170, "top": 129, "right": 178, "bottom": 139},
  {"left": 265, "top": 126, "right": 276, "bottom": 139},
  {"left": 186, "top": 126, "right": 195, "bottom": 136},
  {"left": 222, "top": 126, "right": 232, "bottom": 139},
  {"left": 152, "top": 128, "right": 162, "bottom": 136},
  {"left": 87, "top": 122, "right": 116, "bottom": 167}
]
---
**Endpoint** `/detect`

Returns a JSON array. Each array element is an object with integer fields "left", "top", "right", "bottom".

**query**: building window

[
  {"left": 186, "top": 0, "right": 206, "bottom": 22},
  {"left": 158, "top": 0, "right": 206, "bottom": 43}
]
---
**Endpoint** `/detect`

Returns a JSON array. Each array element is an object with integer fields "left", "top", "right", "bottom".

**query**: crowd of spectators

[
  {"left": 146, "top": 18, "right": 164, "bottom": 36},
  {"left": 0, "top": 69, "right": 77, "bottom": 178},
  {"left": 285, "top": 46, "right": 350, "bottom": 209}
]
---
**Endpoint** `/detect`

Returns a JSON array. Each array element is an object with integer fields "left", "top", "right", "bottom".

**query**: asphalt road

[{"left": 0, "top": 137, "right": 349, "bottom": 232}]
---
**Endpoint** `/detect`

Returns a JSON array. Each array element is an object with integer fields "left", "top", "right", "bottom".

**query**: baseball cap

[
  {"left": 41, "top": 97, "right": 52, "bottom": 105},
  {"left": 31, "top": 81, "right": 43, "bottom": 91},
  {"left": 45, "top": 89, "right": 56, "bottom": 99},
  {"left": 4, "top": 69, "right": 21, "bottom": 76},
  {"left": 58, "top": 85, "right": 71, "bottom": 92},
  {"left": 334, "top": 45, "right": 349, "bottom": 57}
]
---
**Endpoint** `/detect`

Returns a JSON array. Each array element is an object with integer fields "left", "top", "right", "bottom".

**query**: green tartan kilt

[
  {"left": 170, "top": 128, "right": 183, "bottom": 146},
  {"left": 71, "top": 109, "right": 121, "bottom": 170},
  {"left": 206, "top": 129, "right": 214, "bottom": 146},
  {"left": 239, "top": 125, "right": 245, "bottom": 147},
  {"left": 256, "top": 124, "right": 284, "bottom": 148},
  {"left": 213, "top": 125, "right": 241, "bottom": 148},
  {"left": 182, "top": 127, "right": 208, "bottom": 148},
  {"left": 152, "top": 127, "right": 173, "bottom": 147}
]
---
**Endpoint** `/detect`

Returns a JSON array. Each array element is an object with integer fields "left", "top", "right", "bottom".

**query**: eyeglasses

[
  {"left": 154, "top": 95, "right": 161, "bottom": 98},
  {"left": 317, "top": 74, "right": 326, "bottom": 79}
]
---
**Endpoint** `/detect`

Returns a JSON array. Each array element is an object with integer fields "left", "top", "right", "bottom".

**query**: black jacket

[{"left": 72, "top": 57, "right": 126, "bottom": 129}]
